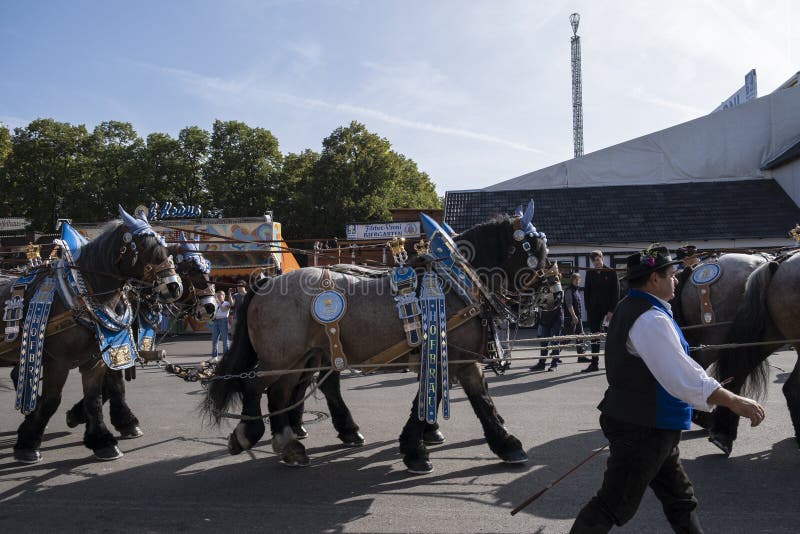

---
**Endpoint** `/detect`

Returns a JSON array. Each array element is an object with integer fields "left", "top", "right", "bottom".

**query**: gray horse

[
  {"left": 677, "top": 253, "right": 770, "bottom": 368},
  {"left": 706, "top": 250, "right": 800, "bottom": 454},
  {"left": 206, "top": 212, "right": 551, "bottom": 473}
]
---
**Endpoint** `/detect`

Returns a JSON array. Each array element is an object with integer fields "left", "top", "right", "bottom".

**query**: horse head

[
  {"left": 455, "top": 199, "right": 554, "bottom": 325},
  {"left": 170, "top": 232, "right": 216, "bottom": 321},
  {"left": 116, "top": 205, "right": 183, "bottom": 302}
]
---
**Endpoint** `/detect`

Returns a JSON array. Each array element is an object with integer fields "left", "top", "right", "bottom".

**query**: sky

[{"left": 0, "top": 1, "right": 796, "bottom": 196}]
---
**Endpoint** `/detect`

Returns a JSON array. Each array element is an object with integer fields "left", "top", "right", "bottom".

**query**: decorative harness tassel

[
  {"left": 15, "top": 276, "right": 58, "bottom": 414},
  {"left": 418, "top": 272, "right": 449, "bottom": 424},
  {"left": 391, "top": 265, "right": 423, "bottom": 347}
]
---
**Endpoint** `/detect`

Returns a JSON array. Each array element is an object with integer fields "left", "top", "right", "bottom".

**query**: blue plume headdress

[
  {"left": 118, "top": 205, "right": 167, "bottom": 247},
  {"left": 176, "top": 231, "right": 211, "bottom": 274},
  {"left": 513, "top": 199, "right": 547, "bottom": 244}
]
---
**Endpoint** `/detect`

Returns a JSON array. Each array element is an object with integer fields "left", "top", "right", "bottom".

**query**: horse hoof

[
  {"left": 228, "top": 432, "right": 243, "bottom": 455},
  {"left": 339, "top": 430, "right": 365, "bottom": 447},
  {"left": 499, "top": 449, "right": 528, "bottom": 464},
  {"left": 14, "top": 448, "right": 42, "bottom": 464},
  {"left": 403, "top": 456, "right": 433, "bottom": 475},
  {"left": 65, "top": 410, "right": 84, "bottom": 428},
  {"left": 422, "top": 429, "right": 446, "bottom": 446},
  {"left": 118, "top": 426, "right": 144, "bottom": 439},
  {"left": 280, "top": 441, "right": 309, "bottom": 467},
  {"left": 94, "top": 445, "right": 123, "bottom": 461},
  {"left": 708, "top": 433, "right": 733, "bottom": 456},
  {"left": 293, "top": 425, "right": 308, "bottom": 440},
  {"left": 280, "top": 456, "right": 310, "bottom": 468}
]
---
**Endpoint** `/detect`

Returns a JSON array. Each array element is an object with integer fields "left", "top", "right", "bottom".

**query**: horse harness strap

[
  {"left": 0, "top": 311, "right": 76, "bottom": 358},
  {"left": 690, "top": 262, "right": 723, "bottom": 324},
  {"left": 311, "top": 269, "right": 349, "bottom": 371},
  {"left": 359, "top": 305, "right": 480, "bottom": 374}
]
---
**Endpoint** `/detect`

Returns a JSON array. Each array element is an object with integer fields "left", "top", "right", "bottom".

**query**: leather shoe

[
  {"left": 529, "top": 361, "right": 546, "bottom": 371},
  {"left": 580, "top": 364, "right": 600, "bottom": 373},
  {"left": 577, "top": 356, "right": 592, "bottom": 363}
]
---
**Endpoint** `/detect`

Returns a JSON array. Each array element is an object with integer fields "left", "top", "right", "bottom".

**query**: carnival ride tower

[{"left": 570, "top": 12, "right": 584, "bottom": 158}]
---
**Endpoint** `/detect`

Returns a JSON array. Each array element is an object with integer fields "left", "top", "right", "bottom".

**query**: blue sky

[{"left": 1, "top": 1, "right": 796, "bottom": 195}]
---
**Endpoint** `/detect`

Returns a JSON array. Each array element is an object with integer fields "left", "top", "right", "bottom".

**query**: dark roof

[{"left": 444, "top": 179, "right": 800, "bottom": 244}]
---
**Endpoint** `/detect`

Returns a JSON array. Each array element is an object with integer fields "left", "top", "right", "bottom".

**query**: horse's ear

[
  {"left": 521, "top": 200, "right": 535, "bottom": 226},
  {"left": 118, "top": 205, "right": 138, "bottom": 228}
]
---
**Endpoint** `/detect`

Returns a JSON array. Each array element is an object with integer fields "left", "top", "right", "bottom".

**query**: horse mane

[
  {"left": 457, "top": 214, "right": 546, "bottom": 270},
  {"left": 77, "top": 221, "right": 126, "bottom": 295},
  {"left": 710, "top": 260, "right": 776, "bottom": 399},
  {"left": 78, "top": 220, "right": 165, "bottom": 297}
]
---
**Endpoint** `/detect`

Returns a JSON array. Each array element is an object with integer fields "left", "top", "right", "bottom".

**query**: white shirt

[
  {"left": 626, "top": 294, "right": 720, "bottom": 412},
  {"left": 214, "top": 301, "right": 231, "bottom": 320}
]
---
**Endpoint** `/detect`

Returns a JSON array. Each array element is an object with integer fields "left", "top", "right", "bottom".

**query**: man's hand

[{"left": 708, "top": 387, "right": 765, "bottom": 427}]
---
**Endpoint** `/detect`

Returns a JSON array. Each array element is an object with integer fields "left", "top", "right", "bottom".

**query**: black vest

[{"left": 599, "top": 295, "right": 692, "bottom": 430}]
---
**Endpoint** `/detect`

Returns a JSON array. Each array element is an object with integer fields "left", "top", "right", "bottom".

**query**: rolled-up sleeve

[{"left": 627, "top": 310, "right": 720, "bottom": 411}]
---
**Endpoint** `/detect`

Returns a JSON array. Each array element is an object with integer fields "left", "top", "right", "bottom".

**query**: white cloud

[{"left": 149, "top": 63, "right": 544, "bottom": 153}]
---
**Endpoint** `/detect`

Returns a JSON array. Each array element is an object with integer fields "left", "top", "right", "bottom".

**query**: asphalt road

[{"left": 1, "top": 334, "right": 798, "bottom": 533}]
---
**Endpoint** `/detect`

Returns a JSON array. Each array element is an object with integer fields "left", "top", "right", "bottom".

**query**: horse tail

[
  {"left": 203, "top": 290, "right": 259, "bottom": 426},
  {"left": 711, "top": 260, "right": 777, "bottom": 400}
]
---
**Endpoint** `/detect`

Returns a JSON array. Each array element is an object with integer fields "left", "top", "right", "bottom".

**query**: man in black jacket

[{"left": 582, "top": 250, "right": 620, "bottom": 372}]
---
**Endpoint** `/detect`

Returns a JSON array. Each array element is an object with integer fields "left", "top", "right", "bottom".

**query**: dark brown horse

[
  {"left": 205, "top": 209, "right": 552, "bottom": 473},
  {"left": 0, "top": 209, "right": 180, "bottom": 463},
  {"left": 62, "top": 238, "right": 216, "bottom": 439}
]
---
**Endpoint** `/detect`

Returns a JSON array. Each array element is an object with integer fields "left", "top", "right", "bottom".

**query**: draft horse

[
  {"left": 205, "top": 205, "right": 552, "bottom": 473},
  {"left": 62, "top": 233, "right": 216, "bottom": 438},
  {"left": 0, "top": 207, "right": 180, "bottom": 463},
  {"left": 703, "top": 250, "right": 800, "bottom": 454}
]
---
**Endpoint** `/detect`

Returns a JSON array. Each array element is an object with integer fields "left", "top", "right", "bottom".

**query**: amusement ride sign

[{"left": 135, "top": 202, "right": 202, "bottom": 221}]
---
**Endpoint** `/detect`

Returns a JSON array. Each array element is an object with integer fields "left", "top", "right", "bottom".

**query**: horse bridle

[{"left": 169, "top": 258, "right": 215, "bottom": 321}]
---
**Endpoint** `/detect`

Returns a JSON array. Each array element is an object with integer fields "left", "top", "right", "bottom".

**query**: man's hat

[{"left": 624, "top": 244, "right": 681, "bottom": 281}]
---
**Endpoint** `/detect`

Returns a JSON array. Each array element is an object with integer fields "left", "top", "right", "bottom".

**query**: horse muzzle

[
  {"left": 194, "top": 295, "right": 217, "bottom": 321},
  {"left": 155, "top": 274, "right": 183, "bottom": 303}
]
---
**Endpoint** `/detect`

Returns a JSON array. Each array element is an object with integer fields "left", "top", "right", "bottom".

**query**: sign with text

[
  {"left": 0, "top": 218, "right": 30, "bottom": 231},
  {"left": 713, "top": 69, "right": 757, "bottom": 113},
  {"left": 346, "top": 221, "right": 421, "bottom": 240}
]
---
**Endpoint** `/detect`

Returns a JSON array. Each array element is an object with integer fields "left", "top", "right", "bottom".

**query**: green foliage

[
  {"left": 205, "top": 120, "right": 282, "bottom": 218},
  {"left": 1, "top": 118, "right": 441, "bottom": 236},
  {"left": 1, "top": 118, "right": 90, "bottom": 229},
  {"left": 291, "top": 121, "right": 441, "bottom": 238},
  {"left": 86, "top": 121, "right": 145, "bottom": 219}
]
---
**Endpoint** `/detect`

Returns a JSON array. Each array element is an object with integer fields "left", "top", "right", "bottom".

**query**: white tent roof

[{"left": 485, "top": 84, "right": 800, "bottom": 192}]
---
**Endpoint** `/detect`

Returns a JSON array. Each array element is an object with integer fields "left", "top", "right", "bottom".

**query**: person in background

[
  {"left": 582, "top": 250, "right": 620, "bottom": 373},
  {"left": 564, "top": 272, "right": 586, "bottom": 357},
  {"left": 530, "top": 304, "right": 564, "bottom": 372},
  {"left": 570, "top": 245, "right": 765, "bottom": 533},
  {"left": 209, "top": 290, "right": 232, "bottom": 361},
  {"left": 229, "top": 281, "right": 247, "bottom": 338}
]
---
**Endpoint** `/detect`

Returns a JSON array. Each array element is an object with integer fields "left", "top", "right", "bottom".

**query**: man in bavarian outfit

[{"left": 570, "top": 245, "right": 766, "bottom": 534}]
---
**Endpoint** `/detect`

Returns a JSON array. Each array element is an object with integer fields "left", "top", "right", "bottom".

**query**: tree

[
  {"left": 295, "top": 121, "right": 441, "bottom": 238},
  {"left": 205, "top": 120, "right": 282, "bottom": 218},
  {"left": 177, "top": 126, "right": 210, "bottom": 209},
  {"left": 275, "top": 149, "right": 319, "bottom": 238},
  {"left": 1, "top": 119, "right": 89, "bottom": 229},
  {"left": 0, "top": 124, "right": 11, "bottom": 217},
  {"left": 86, "top": 121, "right": 145, "bottom": 218}
]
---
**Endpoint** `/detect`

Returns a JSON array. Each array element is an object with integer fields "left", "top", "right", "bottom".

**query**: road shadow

[{"left": 1, "top": 424, "right": 797, "bottom": 533}]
